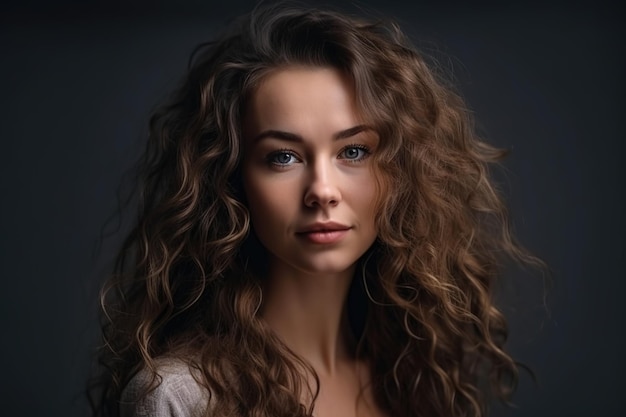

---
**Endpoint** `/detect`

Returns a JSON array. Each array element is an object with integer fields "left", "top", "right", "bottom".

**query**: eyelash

[
  {"left": 338, "top": 144, "right": 371, "bottom": 162},
  {"left": 266, "top": 144, "right": 371, "bottom": 167},
  {"left": 266, "top": 148, "right": 299, "bottom": 167}
]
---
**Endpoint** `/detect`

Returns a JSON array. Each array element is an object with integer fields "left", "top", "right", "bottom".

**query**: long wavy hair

[{"left": 90, "top": 3, "right": 541, "bottom": 417}]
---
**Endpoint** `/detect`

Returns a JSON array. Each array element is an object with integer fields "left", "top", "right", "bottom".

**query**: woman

[{"left": 91, "top": 3, "right": 539, "bottom": 417}]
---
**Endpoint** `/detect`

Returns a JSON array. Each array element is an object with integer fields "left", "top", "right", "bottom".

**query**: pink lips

[{"left": 297, "top": 222, "right": 351, "bottom": 244}]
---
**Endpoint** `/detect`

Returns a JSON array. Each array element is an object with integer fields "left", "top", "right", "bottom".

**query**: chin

[{"left": 288, "top": 252, "right": 363, "bottom": 277}]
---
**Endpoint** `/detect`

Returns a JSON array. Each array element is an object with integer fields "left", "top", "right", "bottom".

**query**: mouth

[{"left": 296, "top": 222, "right": 351, "bottom": 244}]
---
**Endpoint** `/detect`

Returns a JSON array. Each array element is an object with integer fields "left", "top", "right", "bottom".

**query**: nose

[{"left": 303, "top": 158, "right": 342, "bottom": 209}]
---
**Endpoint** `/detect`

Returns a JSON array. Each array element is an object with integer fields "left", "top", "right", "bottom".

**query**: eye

[
  {"left": 267, "top": 150, "right": 299, "bottom": 167},
  {"left": 338, "top": 145, "right": 370, "bottom": 162}
]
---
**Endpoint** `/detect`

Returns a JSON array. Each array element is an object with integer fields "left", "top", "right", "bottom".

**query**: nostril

[{"left": 303, "top": 186, "right": 341, "bottom": 208}]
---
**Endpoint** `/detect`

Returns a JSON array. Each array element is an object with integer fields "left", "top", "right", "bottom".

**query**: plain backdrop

[{"left": 1, "top": 1, "right": 623, "bottom": 416}]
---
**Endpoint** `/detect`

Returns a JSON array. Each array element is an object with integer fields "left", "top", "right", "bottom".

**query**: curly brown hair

[{"left": 90, "top": 3, "right": 541, "bottom": 417}]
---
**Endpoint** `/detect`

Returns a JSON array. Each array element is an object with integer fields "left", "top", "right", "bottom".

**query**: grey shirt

[{"left": 120, "top": 359, "right": 210, "bottom": 417}]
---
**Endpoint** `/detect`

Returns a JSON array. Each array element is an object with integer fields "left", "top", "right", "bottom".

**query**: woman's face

[{"left": 242, "top": 67, "right": 379, "bottom": 277}]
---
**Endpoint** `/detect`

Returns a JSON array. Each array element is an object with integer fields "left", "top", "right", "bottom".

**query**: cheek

[
  {"left": 350, "top": 173, "right": 378, "bottom": 216},
  {"left": 244, "top": 176, "right": 296, "bottom": 227}
]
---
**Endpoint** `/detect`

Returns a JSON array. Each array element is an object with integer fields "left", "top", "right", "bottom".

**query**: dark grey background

[{"left": 1, "top": 1, "right": 623, "bottom": 416}]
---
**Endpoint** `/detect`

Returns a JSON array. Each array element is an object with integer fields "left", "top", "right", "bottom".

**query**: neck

[{"left": 261, "top": 261, "right": 357, "bottom": 376}]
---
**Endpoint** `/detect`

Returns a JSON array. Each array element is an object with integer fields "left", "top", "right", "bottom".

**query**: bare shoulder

[{"left": 120, "top": 357, "right": 210, "bottom": 417}]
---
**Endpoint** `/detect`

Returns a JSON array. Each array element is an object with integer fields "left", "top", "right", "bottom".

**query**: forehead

[
  {"left": 254, "top": 66, "right": 354, "bottom": 101},
  {"left": 243, "top": 67, "right": 360, "bottom": 135}
]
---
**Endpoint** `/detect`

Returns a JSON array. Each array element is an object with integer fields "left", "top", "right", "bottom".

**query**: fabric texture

[{"left": 120, "top": 359, "right": 210, "bottom": 417}]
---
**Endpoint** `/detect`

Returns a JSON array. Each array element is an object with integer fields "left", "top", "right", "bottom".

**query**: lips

[
  {"left": 296, "top": 222, "right": 351, "bottom": 244},
  {"left": 297, "top": 221, "right": 351, "bottom": 233}
]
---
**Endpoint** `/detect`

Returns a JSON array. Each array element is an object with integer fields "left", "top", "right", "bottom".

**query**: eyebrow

[{"left": 251, "top": 124, "right": 372, "bottom": 143}]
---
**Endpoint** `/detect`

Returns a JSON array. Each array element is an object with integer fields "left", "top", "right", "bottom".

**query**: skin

[{"left": 242, "top": 67, "right": 386, "bottom": 416}]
